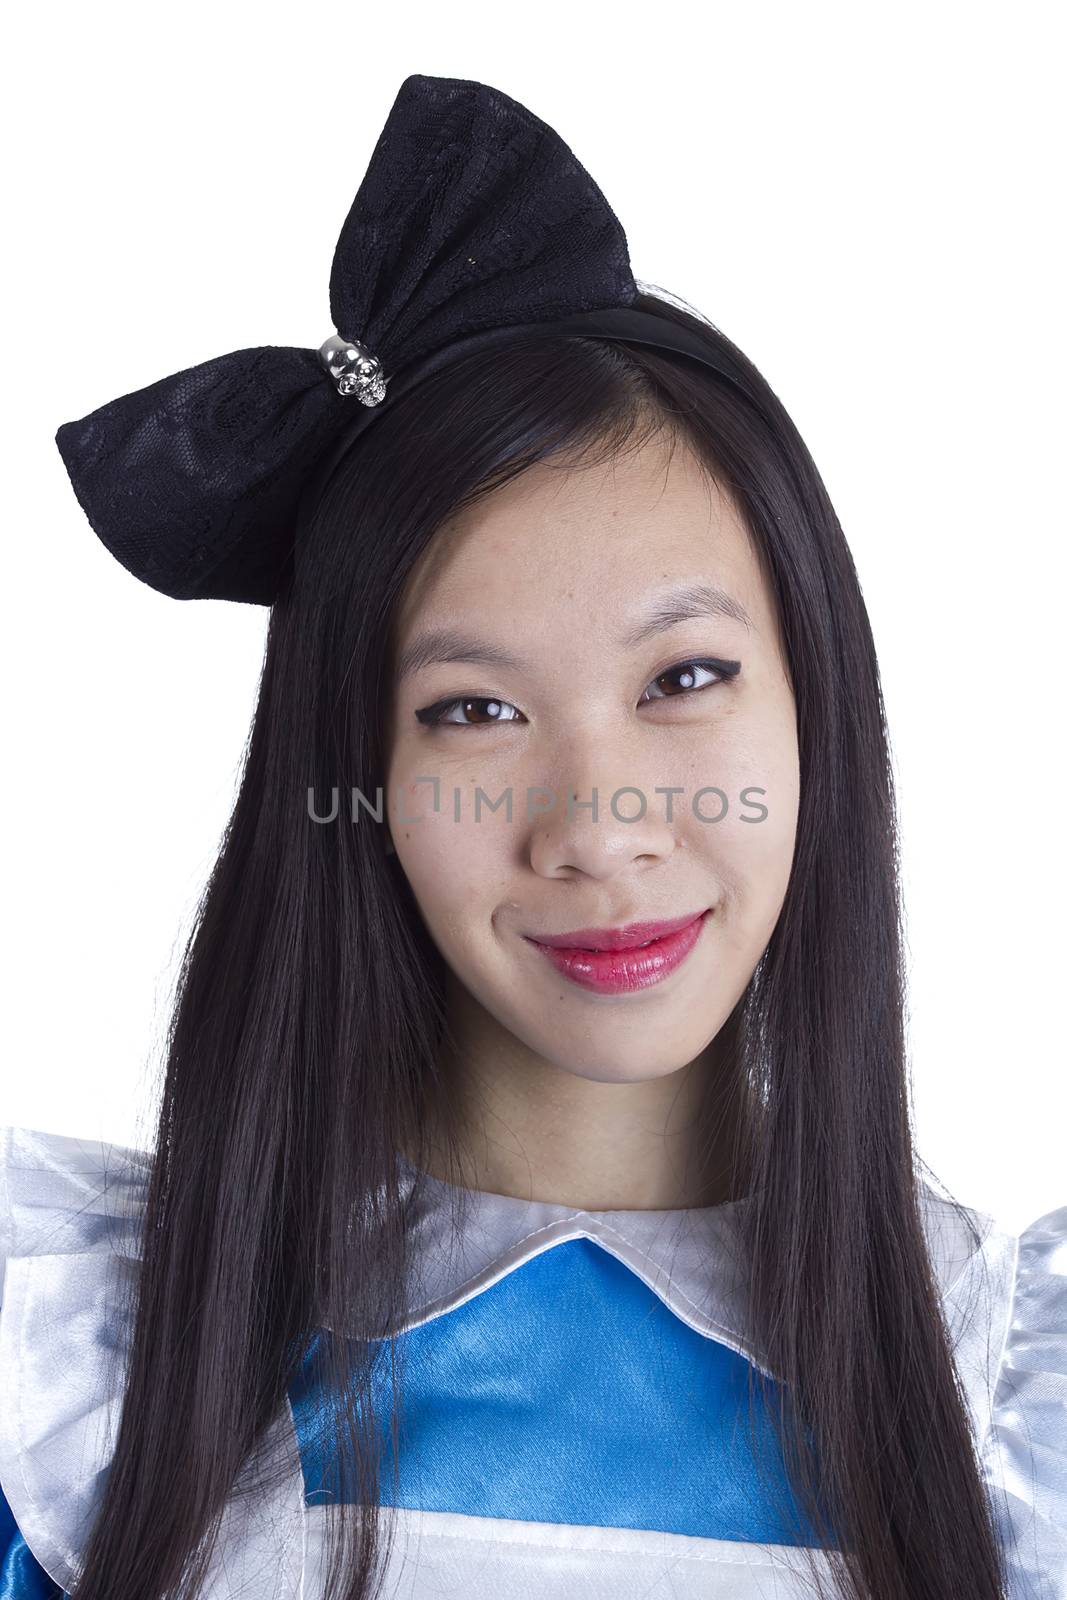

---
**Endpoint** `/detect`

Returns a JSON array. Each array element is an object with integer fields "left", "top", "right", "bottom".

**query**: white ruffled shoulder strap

[
  {"left": 979, "top": 1201, "right": 1067, "bottom": 1598},
  {"left": 0, "top": 1122, "right": 152, "bottom": 1589},
  {"left": 0, "top": 1123, "right": 307, "bottom": 1598}
]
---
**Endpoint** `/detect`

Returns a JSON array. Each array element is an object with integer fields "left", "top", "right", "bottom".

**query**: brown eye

[
  {"left": 641, "top": 659, "right": 739, "bottom": 702},
  {"left": 416, "top": 696, "right": 523, "bottom": 728}
]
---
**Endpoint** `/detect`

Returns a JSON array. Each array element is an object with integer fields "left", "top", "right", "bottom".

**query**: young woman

[{"left": 1, "top": 74, "right": 1064, "bottom": 1600}]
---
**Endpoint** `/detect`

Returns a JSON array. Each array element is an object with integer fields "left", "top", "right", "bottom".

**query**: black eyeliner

[
  {"left": 414, "top": 656, "right": 742, "bottom": 727},
  {"left": 414, "top": 695, "right": 485, "bottom": 726}
]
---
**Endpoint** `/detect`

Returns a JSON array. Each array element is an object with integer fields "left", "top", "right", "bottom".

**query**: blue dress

[{"left": 1, "top": 1124, "right": 1064, "bottom": 1597}]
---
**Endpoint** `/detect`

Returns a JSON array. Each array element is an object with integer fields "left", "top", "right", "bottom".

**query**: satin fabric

[
  {"left": 290, "top": 1237, "right": 833, "bottom": 1543},
  {"left": 0, "top": 1485, "right": 64, "bottom": 1598},
  {"left": 1, "top": 1124, "right": 1064, "bottom": 1598}
]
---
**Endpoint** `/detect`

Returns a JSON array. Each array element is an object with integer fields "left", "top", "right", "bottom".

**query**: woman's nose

[{"left": 525, "top": 764, "right": 681, "bottom": 882}]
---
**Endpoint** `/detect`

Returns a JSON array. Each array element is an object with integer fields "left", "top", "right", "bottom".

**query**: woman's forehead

[{"left": 394, "top": 439, "right": 768, "bottom": 639}]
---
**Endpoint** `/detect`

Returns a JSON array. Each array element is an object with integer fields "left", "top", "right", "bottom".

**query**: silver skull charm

[{"left": 318, "top": 333, "right": 388, "bottom": 406}]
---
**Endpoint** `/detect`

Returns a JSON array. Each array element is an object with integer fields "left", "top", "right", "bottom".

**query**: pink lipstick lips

[{"left": 525, "top": 910, "right": 712, "bottom": 995}]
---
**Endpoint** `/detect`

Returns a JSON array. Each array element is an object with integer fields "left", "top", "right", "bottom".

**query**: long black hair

[{"left": 70, "top": 288, "right": 1008, "bottom": 1600}]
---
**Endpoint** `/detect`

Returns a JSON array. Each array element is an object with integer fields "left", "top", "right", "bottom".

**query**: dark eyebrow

[
  {"left": 619, "top": 581, "right": 753, "bottom": 647},
  {"left": 395, "top": 581, "right": 752, "bottom": 683}
]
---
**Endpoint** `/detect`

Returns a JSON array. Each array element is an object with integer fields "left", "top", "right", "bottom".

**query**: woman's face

[{"left": 384, "top": 430, "right": 800, "bottom": 1086}]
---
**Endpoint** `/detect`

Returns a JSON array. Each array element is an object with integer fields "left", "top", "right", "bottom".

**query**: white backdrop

[{"left": 4, "top": 3, "right": 1063, "bottom": 1235}]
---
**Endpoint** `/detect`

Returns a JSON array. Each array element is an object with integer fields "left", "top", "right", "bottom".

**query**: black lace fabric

[{"left": 53, "top": 74, "right": 637, "bottom": 605}]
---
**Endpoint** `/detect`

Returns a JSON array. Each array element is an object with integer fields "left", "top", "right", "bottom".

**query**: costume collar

[{"left": 340, "top": 1154, "right": 1000, "bottom": 1382}]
